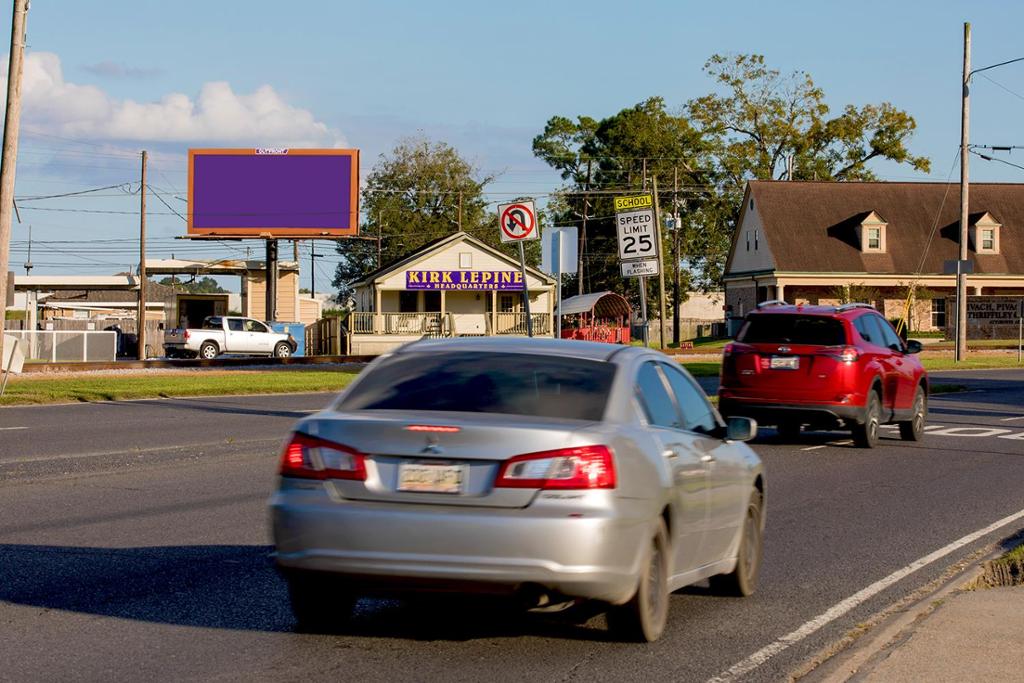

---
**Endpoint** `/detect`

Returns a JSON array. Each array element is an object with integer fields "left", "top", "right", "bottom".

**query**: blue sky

[{"left": 4, "top": 0, "right": 1024, "bottom": 287}]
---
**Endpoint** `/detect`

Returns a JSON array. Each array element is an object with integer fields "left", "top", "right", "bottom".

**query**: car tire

[
  {"left": 852, "top": 389, "right": 882, "bottom": 448},
  {"left": 899, "top": 386, "right": 927, "bottom": 441},
  {"left": 709, "top": 488, "right": 764, "bottom": 597},
  {"left": 607, "top": 519, "right": 670, "bottom": 643},
  {"left": 776, "top": 422, "right": 801, "bottom": 441},
  {"left": 199, "top": 341, "right": 219, "bottom": 360},
  {"left": 274, "top": 342, "right": 292, "bottom": 358},
  {"left": 286, "top": 572, "right": 356, "bottom": 633}
]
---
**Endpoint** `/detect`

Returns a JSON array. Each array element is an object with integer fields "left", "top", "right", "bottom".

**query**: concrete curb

[{"left": 792, "top": 542, "right": 1009, "bottom": 683}]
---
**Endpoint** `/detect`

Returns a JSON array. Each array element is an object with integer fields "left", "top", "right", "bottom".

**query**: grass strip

[
  {"left": 921, "top": 355, "right": 1024, "bottom": 371},
  {"left": 0, "top": 371, "right": 359, "bottom": 406}
]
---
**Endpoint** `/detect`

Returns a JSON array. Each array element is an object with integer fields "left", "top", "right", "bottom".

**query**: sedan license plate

[
  {"left": 770, "top": 356, "right": 799, "bottom": 370},
  {"left": 397, "top": 462, "right": 465, "bottom": 494}
]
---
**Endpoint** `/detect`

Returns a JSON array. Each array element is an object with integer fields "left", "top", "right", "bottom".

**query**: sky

[{"left": 4, "top": 0, "right": 1024, "bottom": 291}]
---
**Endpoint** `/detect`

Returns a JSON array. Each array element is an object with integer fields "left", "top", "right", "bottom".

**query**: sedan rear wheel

[
  {"left": 852, "top": 390, "right": 881, "bottom": 448},
  {"left": 286, "top": 572, "right": 356, "bottom": 633},
  {"left": 898, "top": 387, "right": 927, "bottom": 441},
  {"left": 608, "top": 519, "right": 669, "bottom": 642},
  {"left": 709, "top": 488, "right": 763, "bottom": 597}
]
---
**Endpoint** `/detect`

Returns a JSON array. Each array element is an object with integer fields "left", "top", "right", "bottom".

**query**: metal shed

[{"left": 559, "top": 291, "right": 632, "bottom": 344}]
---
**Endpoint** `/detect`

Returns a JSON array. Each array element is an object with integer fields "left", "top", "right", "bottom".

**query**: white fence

[{"left": 5, "top": 330, "right": 117, "bottom": 363}]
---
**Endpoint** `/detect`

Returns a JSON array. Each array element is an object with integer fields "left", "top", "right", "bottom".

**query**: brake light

[
  {"left": 823, "top": 345, "right": 861, "bottom": 363},
  {"left": 183, "top": 329, "right": 190, "bottom": 342},
  {"left": 405, "top": 425, "right": 461, "bottom": 433},
  {"left": 494, "top": 445, "right": 615, "bottom": 490},
  {"left": 723, "top": 343, "right": 734, "bottom": 358},
  {"left": 279, "top": 432, "right": 367, "bottom": 481}
]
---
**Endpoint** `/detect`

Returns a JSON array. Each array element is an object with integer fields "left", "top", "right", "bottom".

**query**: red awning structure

[{"left": 559, "top": 291, "right": 632, "bottom": 344}]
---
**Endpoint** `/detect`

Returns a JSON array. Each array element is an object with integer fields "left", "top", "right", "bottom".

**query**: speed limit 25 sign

[{"left": 615, "top": 200, "right": 659, "bottom": 274}]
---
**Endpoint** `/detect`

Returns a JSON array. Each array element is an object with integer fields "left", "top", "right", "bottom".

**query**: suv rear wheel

[
  {"left": 852, "top": 389, "right": 881, "bottom": 448},
  {"left": 899, "top": 386, "right": 927, "bottom": 441}
]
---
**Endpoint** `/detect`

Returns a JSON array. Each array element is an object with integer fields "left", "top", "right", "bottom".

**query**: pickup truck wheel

[
  {"left": 199, "top": 341, "right": 219, "bottom": 360},
  {"left": 274, "top": 342, "right": 292, "bottom": 358}
]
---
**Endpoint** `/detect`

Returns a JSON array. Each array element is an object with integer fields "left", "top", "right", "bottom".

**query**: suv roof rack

[
  {"left": 836, "top": 302, "right": 876, "bottom": 312},
  {"left": 756, "top": 299, "right": 790, "bottom": 309}
]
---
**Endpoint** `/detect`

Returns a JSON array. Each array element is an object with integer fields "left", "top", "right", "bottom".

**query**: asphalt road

[{"left": 1, "top": 370, "right": 1023, "bottom": 682}]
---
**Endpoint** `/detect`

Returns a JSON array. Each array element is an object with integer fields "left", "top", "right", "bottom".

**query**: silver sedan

[{"left": 270, "top": 337, "right": 765, "bottom": 642}]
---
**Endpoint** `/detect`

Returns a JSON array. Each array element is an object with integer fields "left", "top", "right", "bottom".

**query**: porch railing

[
  {"left": 349, "top": 312, "right": 445, "bottom": 336},
  {"left": 494, "top": 312, "right": 551, "bottom": 336}
]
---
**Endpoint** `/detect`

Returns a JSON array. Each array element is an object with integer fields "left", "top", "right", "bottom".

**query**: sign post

[
  {"left": 1018, "top": 298, "right": 1023, "bottom": 364},
  {"left": 498, "top": 200, "right": 539, "bottom": 337},
  {"left": 614, "top": 194, "right": 659, "bottom": 347},
  {"left": 541, "top": 226, "right": 577, "bottom": 339}
]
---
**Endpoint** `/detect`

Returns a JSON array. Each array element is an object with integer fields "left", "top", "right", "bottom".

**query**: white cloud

[{"left": 10, "top": 52, "right": 344, "bottom": 147}]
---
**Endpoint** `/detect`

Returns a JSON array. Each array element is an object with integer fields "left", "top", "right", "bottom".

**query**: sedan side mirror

[
  {"left": 905, "top": 339, "right": 923, "bottom": 354},
  {"left": 726, "top": 416, "right": 757, "bottom": 442}
]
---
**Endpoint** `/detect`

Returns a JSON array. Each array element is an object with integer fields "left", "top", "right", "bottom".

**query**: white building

[{"left": 347, "top": 231, "right": 556, "bottom": 355}]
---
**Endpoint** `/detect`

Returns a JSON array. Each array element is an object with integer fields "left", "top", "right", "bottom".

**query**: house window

[
  {"left": 399, "top": 291, "right": 418, "bottom": 313},
  {"left": 745, "top": 231, "right": 751, "bottom": 252},
  {"left": 754, "top": 229, "right": 759, "bottom": 250},
  {"left": 867, "top": 227, "right": 881, "bottom": 250},
  {"left": 499, "top": 294, "right": 516, "bottom": 312},
  {"left": 931, "top": 298, "right": 946, "bottom": 329},
  {"left": 459, "top": 252, "right": 472, "bottom": 268},
  {"left": 981, "top": 228, "right": 995, "bottom": 251}
]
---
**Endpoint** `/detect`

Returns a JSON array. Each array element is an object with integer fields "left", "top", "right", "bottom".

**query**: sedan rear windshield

[
  {"left": 336, "top": 351, "right": 616, "bottom": 421},
  {"left": 738, "top": 314, "right": 846, "bottom": 346}
]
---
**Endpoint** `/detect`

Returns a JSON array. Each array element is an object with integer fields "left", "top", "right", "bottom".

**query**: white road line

[
  {"left": 800, "top": 445, "right": 828, "bottom": 451},
  {"left": 0, "top": 426, "right": 27, "bottom": 431},
  {"left": 1000, "top": 416, "right": 1024, "bottom": 422},
  {"left": 706, "top": 506, "right": 1024, "bottom": 683}
]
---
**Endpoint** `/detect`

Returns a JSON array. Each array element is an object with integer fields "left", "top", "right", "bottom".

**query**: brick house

[{"left": 723, "top": 181, "right": 1024, "bottom": 332}]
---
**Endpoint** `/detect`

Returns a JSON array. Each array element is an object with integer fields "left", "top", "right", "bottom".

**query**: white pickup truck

[{"left": 164, "top": 316, "right": 298, "bottom": 359}]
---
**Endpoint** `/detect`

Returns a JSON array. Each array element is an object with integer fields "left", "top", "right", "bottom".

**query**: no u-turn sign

[{"left": 498, "top": 200, "right": 538, "bottom": 243}]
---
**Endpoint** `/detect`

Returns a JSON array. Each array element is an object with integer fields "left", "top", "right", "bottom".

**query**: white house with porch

[{"left": 347, "top": 232, "right": 556, "bottom": 355}]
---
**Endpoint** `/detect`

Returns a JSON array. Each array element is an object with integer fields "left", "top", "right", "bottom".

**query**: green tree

[
  {"left": 687, "top": 54, "right": 931, "bottom": 191},
  {"left": 158, "top": 276, "right": 228, "bottom": 294},
  {"left": 333, "top": 137, "right": 493, "bottom": 294}
]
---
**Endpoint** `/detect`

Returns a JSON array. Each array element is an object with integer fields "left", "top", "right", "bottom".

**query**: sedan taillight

[
  {"left": 494, "top": 445, "right": 615, "bottom": 490},
  {"left": 279, "top": 432, "right": 367, "bottom": 481}
]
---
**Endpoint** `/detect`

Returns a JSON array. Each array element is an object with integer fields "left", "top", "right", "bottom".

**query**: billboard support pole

[
  {"left": 266, "top": 239, "right": 278, "bottom": 322},
  {"left": 518, "top": 241, "right": 533, "bottom": 338}
]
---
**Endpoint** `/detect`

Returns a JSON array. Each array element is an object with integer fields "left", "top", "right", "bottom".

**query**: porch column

[
  {"left": 776, "top": 283, "right": 785, "bottom": 302},
  {"left": 440, "top": 290, "right": 446, "bottom": 316},
  {"left": 374, "top": 286, "right": 382, "bottom": 334},
  {"left": 973, "top": 285, "right": 983, "bottom": 296},
  {"left": 491, "top": 290, "right": 498, "bottom": 336}
]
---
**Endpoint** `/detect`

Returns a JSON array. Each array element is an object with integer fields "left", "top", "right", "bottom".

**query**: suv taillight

[
  {"left": 494, "top": 445, "right": 615, "bottom": 490},
  {"left": 279, "top": 432, "right": 367, "bottom": 481},
  {"left": 823, "top": 345, "right": 861, "bottom": 363}
]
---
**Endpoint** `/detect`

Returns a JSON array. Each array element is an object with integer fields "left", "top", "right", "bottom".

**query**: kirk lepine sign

[{"left": 405, "top": 270, "right": 524, "bottom": 290}]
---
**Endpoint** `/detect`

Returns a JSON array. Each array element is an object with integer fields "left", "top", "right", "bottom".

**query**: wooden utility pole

[
  {"left": 652, "top": 176, "right": 668, "bottom": 349},
  {"left": 457, "top": 190, "right": 463, "bottom": 232},
  {"left": 956, "top": 22, "right": 971, "bottom": 363},
  {"left": 578, "top": 162, "right": 591, "bottom": 295},
  {"left": 136, "top": 151, "right": 148, "bottom": 360},
  {"left": 672, "top": 167, "right": 681, "bottom": 346},
  {"left": 0, "top": 0, "right": 29, "bottom": 321}
]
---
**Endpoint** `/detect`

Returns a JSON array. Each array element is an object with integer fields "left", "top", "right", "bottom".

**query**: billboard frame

[{"left": 187, "top": 148, "right": 360, "bottom": 238}]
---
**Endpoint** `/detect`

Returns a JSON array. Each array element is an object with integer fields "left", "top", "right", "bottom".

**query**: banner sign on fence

[{"left": 405, "top": 270, "right": 523, "bottom": 290}]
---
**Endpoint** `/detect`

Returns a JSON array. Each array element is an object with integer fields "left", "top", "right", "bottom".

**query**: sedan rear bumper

[{"left": 270, "top": 491, "right": 649, "bottom": 604}]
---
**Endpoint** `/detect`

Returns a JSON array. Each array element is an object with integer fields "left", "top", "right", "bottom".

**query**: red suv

[{"left": 718, "top": 302, "right": 927, "bottom": 448}]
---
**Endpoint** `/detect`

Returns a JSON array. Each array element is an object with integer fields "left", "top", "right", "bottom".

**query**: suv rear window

[
  {"left": 738, "top": 314, "right": 846, "bottom": 346},
  {"left": 336, "top": 351, "right": 616, "bottom": 421}
]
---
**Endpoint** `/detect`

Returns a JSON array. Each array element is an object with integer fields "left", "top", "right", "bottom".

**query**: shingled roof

[{"left": 739, "top": 180, "right": 1024, "bottom": 275}]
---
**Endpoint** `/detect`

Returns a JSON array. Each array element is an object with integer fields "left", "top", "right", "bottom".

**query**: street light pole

[{"left": 956, "top": 22, "right": 970, "bottom": 363}]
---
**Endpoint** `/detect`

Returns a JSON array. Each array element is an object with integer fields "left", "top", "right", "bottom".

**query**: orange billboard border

[{"left": 186, "top": 148, "right": 360, "bottom": 238}]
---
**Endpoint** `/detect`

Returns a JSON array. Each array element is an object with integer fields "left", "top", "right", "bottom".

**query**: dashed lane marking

[{"left": 707, "top": 506, "right": 1024, "bottom": 683}]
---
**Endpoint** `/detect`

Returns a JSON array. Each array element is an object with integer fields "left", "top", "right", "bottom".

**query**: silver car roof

[{"left": 394, "top": 336, "right": 651, "bottom": 363}]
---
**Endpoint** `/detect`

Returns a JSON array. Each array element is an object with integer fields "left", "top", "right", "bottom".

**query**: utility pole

[
  {"left": 22, "top": 224, "right": 30, "bottom": 274},
  {"left": 652, "top": 176, "right": 668, "bottom": 349},
  {"left": 310, "top": 242, "right": 317, "bottom": 297},
  {"left": 672, "top": 168, "right": 681, "bottom": 347},
  {"left": 457, "top": 190, "right": 463, "bottom": 232},
  {"left": 137, "top": 151, "right": 148, "bottom": 360},
  {"left": 0, "top": 0, "right": 29, "bottom": 323},
  {"left": 956, "top": 22, "right": 970, "bottom": 363},
  {"left": 377, "top": 211, "right": 383, "bottom": 268},
  {"left": 578, "top": 161, "right": 591, "bottom": 295}
]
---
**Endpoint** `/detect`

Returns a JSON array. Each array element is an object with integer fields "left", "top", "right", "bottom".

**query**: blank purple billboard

[{"left": 188, "top": 149, "right": 359, "bottom": 237}]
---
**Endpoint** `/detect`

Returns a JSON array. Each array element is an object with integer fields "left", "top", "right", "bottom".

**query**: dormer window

[
  {"left": 858, "top": 211, "right": 887, "bottom": 253},
  {"left": 969, "top": 212, "right": 1000, "bottom": 254}
]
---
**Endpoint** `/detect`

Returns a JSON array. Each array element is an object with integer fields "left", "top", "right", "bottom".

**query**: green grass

[
  {"left": 0, "top": 371, "right": 359, "bottom": 406},
  {"left": 678, "top": 361, "right": 721, "bottom": 377},
  {"left": 921, "top": 355, "right": 1024, "bottom": 371},
  {"left": 929, "top": 383, "right": 968, "bottom": 394}
]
